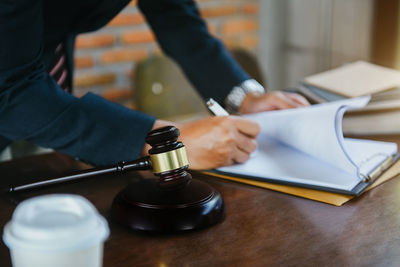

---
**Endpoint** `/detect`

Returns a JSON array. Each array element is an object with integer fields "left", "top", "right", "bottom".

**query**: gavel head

[{"left": 145, "top": 126, "right": 191, "bottom": 188}]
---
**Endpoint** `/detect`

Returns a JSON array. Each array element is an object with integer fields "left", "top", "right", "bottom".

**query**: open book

[{"left": 215, "top": 97, "right": 399, "bottom": 195}]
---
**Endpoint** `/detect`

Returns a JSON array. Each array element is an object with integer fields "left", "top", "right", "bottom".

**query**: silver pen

[{"left": 206, "top": 98, "right": 229, "bottom": 116}]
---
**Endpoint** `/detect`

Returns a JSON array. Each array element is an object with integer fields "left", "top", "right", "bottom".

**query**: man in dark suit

[{"left": 0, "top": 0, "right": 308, "bottom": 169}]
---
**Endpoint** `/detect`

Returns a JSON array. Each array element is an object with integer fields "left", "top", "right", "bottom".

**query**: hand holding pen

[
  {"left": 147, "top": 98, "right": 260, "bottom": 170},
  {"left": 175, "top": 98, "right": 261, "bottom": 169}
]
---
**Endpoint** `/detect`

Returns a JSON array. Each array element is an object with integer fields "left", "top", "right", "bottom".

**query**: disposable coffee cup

[{"left": 3, "top": 194, "right": 109, "bottom": 267}]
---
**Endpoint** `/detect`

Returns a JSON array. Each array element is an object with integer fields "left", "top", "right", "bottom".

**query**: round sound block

[{"left": 111, "top": 178, "right": 225, "bottom": 233}]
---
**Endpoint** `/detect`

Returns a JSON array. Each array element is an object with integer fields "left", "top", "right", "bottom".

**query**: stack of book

[{"left": 298, "top": 61, "right": 400, "bottom": 135}]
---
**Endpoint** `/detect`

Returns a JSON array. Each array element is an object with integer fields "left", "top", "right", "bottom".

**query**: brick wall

[{"left": 73, "top": 0, "right": 260, "bottom": 107}]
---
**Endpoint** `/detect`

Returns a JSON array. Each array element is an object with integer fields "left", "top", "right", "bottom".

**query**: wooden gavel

[
  {"left": 8, "top": 126, "right": 225, "bottom": 233},
  {"left": 8, "top": 126, "right": 191, "bottom": 192}
]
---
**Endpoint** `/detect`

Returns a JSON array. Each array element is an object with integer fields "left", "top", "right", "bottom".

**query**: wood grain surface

[{"left": 0, "top": 135, "right": 399, "bottom": 266}]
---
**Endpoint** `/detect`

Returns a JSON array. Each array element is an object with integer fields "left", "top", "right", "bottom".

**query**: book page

[
  {"left": 215, "top": 96, "right": 397, "bottom": 191},
  {"left": 241, "top": 97, "right": 370, "bottom": 175},
  {"left": 217, "top": 133, "right": 360, "bottom": 191}
]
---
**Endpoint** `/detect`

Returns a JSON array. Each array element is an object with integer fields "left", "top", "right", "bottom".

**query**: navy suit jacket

[{"left": 0, "top": 0, "right": 249, "bottom": 166}]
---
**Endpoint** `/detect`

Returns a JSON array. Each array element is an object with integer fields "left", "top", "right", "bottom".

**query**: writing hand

[{"left": 147, "top": 117, "right": 260, "bottom": 170}]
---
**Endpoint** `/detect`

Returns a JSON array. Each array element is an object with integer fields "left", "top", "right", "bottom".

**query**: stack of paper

[
  {"left": 213, "top": 97, "right": 398, "bottom": 195},
  {"left": 301, "top": 61, "right": 400, "bottom": 135}
]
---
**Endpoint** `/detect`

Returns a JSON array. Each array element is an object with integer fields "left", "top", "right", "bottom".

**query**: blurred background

[
  {"left": 3, "top": 0, "right": 399, "bottom": 160},
  {"left": 72, "top": 0, "right": 398, "bottom": 113}
]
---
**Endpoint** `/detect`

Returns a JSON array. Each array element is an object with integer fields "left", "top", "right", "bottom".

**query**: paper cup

[{"left": 3, "top": 194, "right": 109, "bottom": 267}]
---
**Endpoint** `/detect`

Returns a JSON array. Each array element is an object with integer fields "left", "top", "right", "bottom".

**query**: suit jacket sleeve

[
  {"left": 0, "top": 0, "right": 155, "bottom": 166},
  {"left": 138, "top": 0, "right": 251, "bottom": 104}
]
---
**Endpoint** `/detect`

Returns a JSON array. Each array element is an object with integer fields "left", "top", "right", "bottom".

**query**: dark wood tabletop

[{"left": 1, "top": 135, "right": 400, "bottom": 267}]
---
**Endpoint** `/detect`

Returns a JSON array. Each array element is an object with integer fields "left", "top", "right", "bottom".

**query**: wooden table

[{"left": 1, "top": 136, "right": 400, "bottom": 267}]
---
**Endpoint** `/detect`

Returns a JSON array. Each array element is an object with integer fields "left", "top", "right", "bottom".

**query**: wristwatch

[{"left": 224, "top": 79, "right": 265, "bottom": 114}]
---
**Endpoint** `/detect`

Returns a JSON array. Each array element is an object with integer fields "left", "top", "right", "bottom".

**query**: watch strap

[{"left": 224, "top": 79, "right": 265, "bottom": 114}]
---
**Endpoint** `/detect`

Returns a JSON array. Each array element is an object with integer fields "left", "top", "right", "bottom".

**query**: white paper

[{"left": 217, "top": 96, "right": 398, "bottom": 191}]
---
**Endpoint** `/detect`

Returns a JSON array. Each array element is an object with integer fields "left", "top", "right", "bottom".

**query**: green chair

[{"left": 133, "top": 55, "right": 209, "bottom": 121}]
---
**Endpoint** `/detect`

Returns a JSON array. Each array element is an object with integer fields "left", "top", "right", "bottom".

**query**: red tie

[{"left": 48, "top": 43, "right": 70, "bottom": 92}]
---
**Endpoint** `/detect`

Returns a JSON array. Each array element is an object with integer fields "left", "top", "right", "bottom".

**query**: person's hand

[
  {"left": 146, "top": 117, "right": 261, "bottom": 170},
  {"left": 239, "top": 91, "right": 310, "bottom": 114},
  {"left": 178, "top": 116, "right": 261, "bottom": 169}
]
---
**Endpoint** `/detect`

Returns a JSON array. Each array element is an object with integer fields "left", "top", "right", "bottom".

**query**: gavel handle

[{"left": 8, "top": 156, "right": 152, "bottom": 193}]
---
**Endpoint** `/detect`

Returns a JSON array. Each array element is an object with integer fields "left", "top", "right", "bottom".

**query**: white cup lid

[{"left": 3, "top": 194, "right": 109, "bottom": 252}]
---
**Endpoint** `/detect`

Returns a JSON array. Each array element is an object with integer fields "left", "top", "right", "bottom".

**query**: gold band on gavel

[{"left": 149, "top": 146, "right": 189, "bottom": 174}]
